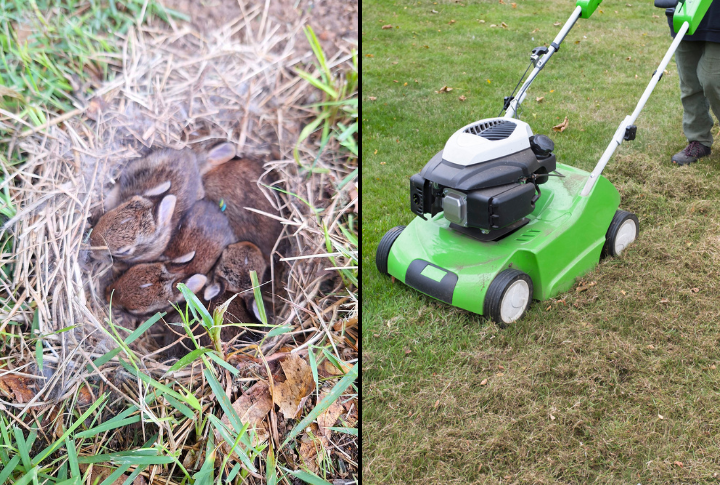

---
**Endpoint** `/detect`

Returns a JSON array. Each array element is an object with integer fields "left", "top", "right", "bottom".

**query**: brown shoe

[{"left": 671, "top": 141, "right": 712, "bottom": 165}]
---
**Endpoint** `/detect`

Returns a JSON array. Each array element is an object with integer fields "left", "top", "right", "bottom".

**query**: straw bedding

[{"left": 0, "top": 9, "right": 357, "bottom": 414}]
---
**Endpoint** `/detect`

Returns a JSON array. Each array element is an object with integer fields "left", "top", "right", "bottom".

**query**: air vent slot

[{"left": 463, "top": 120, "right": 517, "bottom": 140}]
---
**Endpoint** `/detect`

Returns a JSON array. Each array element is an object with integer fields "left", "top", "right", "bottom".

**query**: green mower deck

[{"left": 385, "top": 163, "right": 621, "bottom": 316}]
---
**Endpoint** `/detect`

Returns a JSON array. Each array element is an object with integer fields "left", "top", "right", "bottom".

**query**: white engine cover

[{"left": 442, "top": 117, "right": 535, "bottom": 167}]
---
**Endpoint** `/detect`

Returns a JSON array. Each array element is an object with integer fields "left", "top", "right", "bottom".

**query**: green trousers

[{"left": 675, "top": 41, "right": 720, "bottom": 147}]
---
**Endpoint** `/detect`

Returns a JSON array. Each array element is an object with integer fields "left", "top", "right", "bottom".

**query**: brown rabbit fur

[
  {"left": 202, "top": 159, "right": 283, "bottom": 258},
  {"left": 93, "top": 143, "right": 236, "bottom": 262},
  {"left": 105, "top": 262, "right": 206, "bottom": 315},
  {"left": 163, "top": 199, "right": 235, "bottom": 276},
  {"left": 90, "top": 195, "right": 176, "bottom": 263},
  {"left": 203, "top": 241, "right": 267, "bottom": 315}
]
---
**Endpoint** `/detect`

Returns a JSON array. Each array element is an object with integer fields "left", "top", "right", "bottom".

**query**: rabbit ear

[
  {"left": 206, "top": 143, "right": 236, "bottom": 166},
  {"left": 184, "top": 274, "right": 207, "bottom": 294},
  {"left": 203, "top": 282, "right": 222, "bottom": 301},
  {"left": 144, "top": 181, "right": 172, "bottom": 197},
  {"left": 170, "top": 251, "right": 195, "bottom": 264},
  {"left": 156, "top": 195, "right": 176, "bottom": 228}
]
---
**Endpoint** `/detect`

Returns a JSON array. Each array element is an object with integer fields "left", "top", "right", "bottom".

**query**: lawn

[{"left": 362, "top": 0, "right": 720, "bottom": 483}]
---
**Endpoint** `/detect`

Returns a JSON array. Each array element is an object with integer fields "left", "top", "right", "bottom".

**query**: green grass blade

[
  {"left": 88, "top": 312, "right": 165, "bottom": 371},
  {"left": 167, "top": 347, "right": 214, "bottom": 373},
  {"left": 282, "top": 467, "right": 333, "bottom": 485},
  {"left": 327, "top": 427, "right": 357, "bottom": 436},
  {"left": 250, "top": 270, "right": 267, "bottom": 325},
  {"left": 0, "top": 455, "right": 21, "bottom": 485}
]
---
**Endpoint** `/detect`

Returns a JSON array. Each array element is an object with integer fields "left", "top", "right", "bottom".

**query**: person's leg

[
  {"left": 697, "top": 41, "right": 720, "bottom": 143},
  {"left": 672, "top": 41, "right": 713, "bottom": 164}
]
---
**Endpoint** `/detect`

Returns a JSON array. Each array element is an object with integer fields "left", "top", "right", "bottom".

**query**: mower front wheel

[
  {"left": 602, "top": 210, "right": 639, "bottom": 258},
  {"left": 484, "top": 269, "right": 533, "bottom": 326},
  {"left": 376, "top": 226, "right": 406, "bottom": 275}
]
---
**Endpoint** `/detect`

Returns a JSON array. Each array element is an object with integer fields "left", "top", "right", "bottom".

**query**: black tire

[
  {"left": 484, "top": 268, "right": 533, "bottom": 327},
  {"left": 376, "top": 226, "right": 405, "bottom": 275},
  {"left": 602, "top": 210, "right": 639, "bottom": 258}
]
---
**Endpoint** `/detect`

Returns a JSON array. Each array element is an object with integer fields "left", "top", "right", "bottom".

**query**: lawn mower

[{"left": 375, "top": 0, "right": 714, "bottom": 325}]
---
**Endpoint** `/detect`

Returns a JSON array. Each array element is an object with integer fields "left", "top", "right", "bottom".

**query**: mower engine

[{"left": 410, "top": 118, "right": 556, "bottom": 237}]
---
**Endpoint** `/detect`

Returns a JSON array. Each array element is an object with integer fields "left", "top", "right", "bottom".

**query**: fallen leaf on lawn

[
  {"left": 531, "top": 28, "right": 540, "bottom": 33},
  {"left": 546, "top": 305, "right": 551, "bottom": 311},
  {"left": 674, "top": 461, "right": 683, "bottom": 468},
  {"left": 487, "top": 79, "right": 491, "bottom": 84},
  {"left": 496, "top": 372, "right": 504, "bottom": 377},
  {"left": 550, "top": 414, "right": 556, "bottom": 421},
  {"left": 382, "top": 24, "right": 393, "bottom": 29},
  {"left": 317, "top": 391, "right": 345, "bottom": 438},
  {"left": 711, "top": 364, "right": 717, "bottom": 370},
  {"left": 554, "top": 21, "right": 561, "bottom": 27},
  {"left": 86, "top": 96, "right": 109, "bottom": 121},
  {"left": 536, "top": 96, "right": 544, "bottom": 103},
  {"left": 653, "top": 14, "right": 659, "bottom": 18},
  {"left": 403, "top": 82, "right": 408, "bottom": 86},
  {"left": 365, "top": 54, "right": 374, "bottom": 58},
  {"left": 431, "top": 9, "right": 439, "bottom": 13},
  {"left": 501, "top": 22, "right": 508, "bottom": 28},
  {"left": 626, "top": 3, "right": 632, "bottom": 6},
  {"left": 393, "top": 80, "right": 399, "bottom": 83},
  {"left": 550, "top": 89, "right": 555, "bottom": 93},
  {"left": 299, "top": 425, "right": 322, "bottom": 473},
  {"left": 480, "top": 378, "right": 488, "bottom": 386},
  {"left": 274, "top": 355, "right": 314, "bottom": 420},
  {"left": 575, "top": 281, "right": 595, "bottom": 292},
  {"left": 423, "top": 45, "right": 429, "bottom": 48},
  {"left": 380, "top": 162, "right": 386, "bottom": 165},
  {"left": 647, "top": 345, "right": 655, "bottom": 349},
  {"left": 479, "top": 19, "right": 486, "bottom": 23},
  {"left": 553, "top": 116, "right": 569, "bottom": 132},
  {"left": 490, "top": 24, "right": 497, "bottom": 27},
  {"left": 349, "top": 183, "right": 359, "bottom": 214},
  {"left": 499, "top": 0, "right": 505, "bottom": 4},
  {"left": 449, "top": 19, "right": 456, "bottom": 24},
  {"left": 437, "top": 85, "right": 453, "bottom": 93},
  {"left": 511, "top": 2, "right": 517, "bottom": 7},
  {"left": 498, "top": 365, "right": 505, "bottom": 370},
  {"left": 691, "top": 288, "right": 700, "bottom": 293},
  {"left": 433, "top": 399, "right": 440, "bottom": 408},
  {"left": 658, "top": 414, "right": 664, "bottom": 419},
  {"left": 458, "top": 95, "right": 467, "bottom": 101},
  {"left": 626, "top": 56, "right": 632, "bottom": 61},
  {"left": 621, "top": 290, "right": 626, "bottom": 295},
  {"left": 0, "top": 374, "right": 36, "bottom": 403},
  {"left": 659, "top": 298, "right": 670, "bottom": 304},
  {"left": 405, "top": 348, "right": 412, "bottom": 355},
  {"left": 77, "top": 384, "right": 94, "bottom": 407},
  {"left": 373, "top": 149, "right": 378, "bottom": 155}
]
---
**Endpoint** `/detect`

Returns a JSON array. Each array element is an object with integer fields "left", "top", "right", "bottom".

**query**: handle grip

[{"left": 654, "top": 0, "right": 678, "bottom": 8}]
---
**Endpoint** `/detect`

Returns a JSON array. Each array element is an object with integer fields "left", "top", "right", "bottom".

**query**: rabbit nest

[{"left": 0, "top": 16, "right": 357, "bottom": 405}]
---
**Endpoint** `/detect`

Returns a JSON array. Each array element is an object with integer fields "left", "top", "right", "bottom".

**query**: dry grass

[{"left": 0, "top": 6, "right": 357, "bottom": 483}]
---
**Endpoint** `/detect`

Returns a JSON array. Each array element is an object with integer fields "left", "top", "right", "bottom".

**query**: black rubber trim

[
  {"left": 405, "top": 260, "right": 458, "bottom": 304},
  {"left": 483, "top": 268, "right": 533, "bottom": 327},
  {"left": 602, "top": 210, "right": 639, "bottom": 258},
  {"left": 376, "top": 226, "right": 405, "bottom": 275},
  {"left": 551, "top": 41, "right": 560, "bottom": 52}
]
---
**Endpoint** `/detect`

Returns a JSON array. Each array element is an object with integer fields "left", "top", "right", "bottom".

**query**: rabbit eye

[{"left": 139, "top": 283, "right": 153, "bottom": 288}]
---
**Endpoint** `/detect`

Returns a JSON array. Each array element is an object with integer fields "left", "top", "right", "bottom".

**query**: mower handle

[{"left": 654, "top": 0, "right": 679, "bottom": 8}]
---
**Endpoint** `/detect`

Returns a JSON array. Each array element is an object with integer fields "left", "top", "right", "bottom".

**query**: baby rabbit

[
  {"left": 204, "top": 241, "right": 267, "bottom": 321},
  {"left": 90, "top": 194, "right": 176, "bottom": 263},
  {"left": 202, "top": 159, "right": 283, "bottom": 259},
  {"left": 163, "top": 199, "right": 235, "bottom": 276},
  {"left": 92, "top": 143, "right": 236, "bottom": 263},
  {"left": 105, "top": 263, "right": 206, "bottom": 315}
]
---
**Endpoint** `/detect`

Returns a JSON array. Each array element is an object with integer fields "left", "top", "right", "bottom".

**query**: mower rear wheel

[
  {"left": 602, "top": 210, "right": 639, "bottom": 258},
  {"left": 484, "top": 269, "right": 533, "bottom": 326},
  {"left": 376, "top": 226, "right": 406, "bottom": 275}
]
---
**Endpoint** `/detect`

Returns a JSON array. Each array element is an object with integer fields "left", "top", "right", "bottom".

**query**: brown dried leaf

[
  {"left": 511, "top": 2, "right": 517, "bottom": 7},
  {"left": 660, "top": 298, "right": 670, "bottom": 304},
  {"left": 437, "top": 85, "right": 453, "bottom": 93},
  {"left": 576, "top": 281, "right": 596, "bottom": 293},
  {"left": 458, "top": 95, "right": 467, "bottom": 102},
  {"left": 554, "top": 21, "right": 562, "bottom": 27},
  {"left": 536, "top": 96, "right": 544, "bottom": 103},
  {"left": 382, "top": 24, "right": 393, "bottom": 29},
  {"left": 216, "top": 381, "right": 273, "bottom": 451},
  {"left": 317, "top": 392, "right": 345, "bottom": 439},
  {"left": 85, "top": 96, "right": 109, "bottom": 121},
  {"left": 0, "top": 374, "right": 36, "bottom": 403},
  {"left": 369, "top": 96, "right": 377, "bottom": 101},
  {"left": 449, "top": 19, "right": 456, "bottom": 24},
  {"left": 674, "top": 461, "right": 683, "bottom": 468},
  {"left": 274, "top": 355, "right": 314, "bottom": 419},
  {"left": 552, "top": 116, "right": 569, "bottom": 132},
  {"left": 77, "top": 384, "right": 94, "bottom": 407},
  {"left": 480, "top": 378, "right": 488, "bottom": 386},
  {"left": 501, "top": 22, "right": 508, "bottom": 28}
]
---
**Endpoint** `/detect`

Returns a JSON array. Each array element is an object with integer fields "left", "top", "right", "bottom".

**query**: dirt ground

[{"left": 161, "top": 0, "right": 357, "bottom": 53}]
